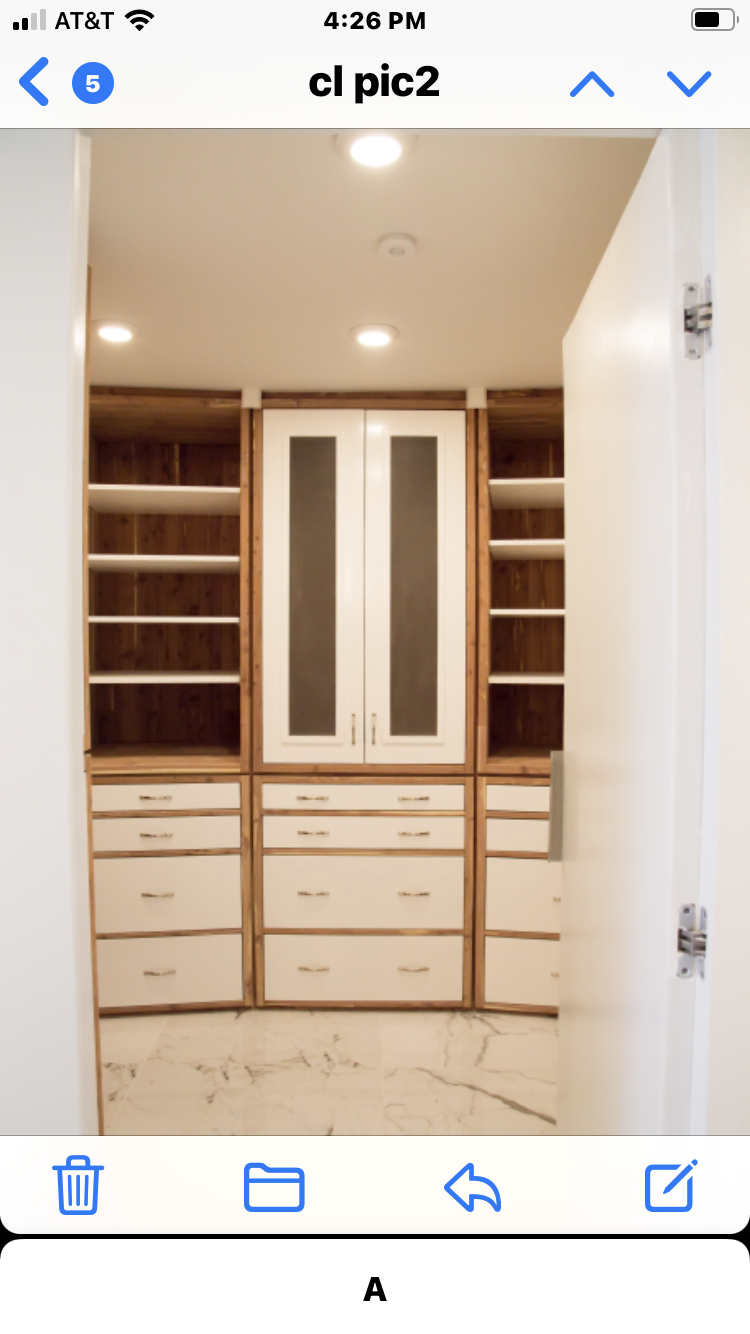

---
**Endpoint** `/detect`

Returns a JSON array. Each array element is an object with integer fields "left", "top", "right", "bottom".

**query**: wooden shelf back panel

[
  {"left": 90, "top": 621, "right": 240, "bottom": 674},
  {"left": 489, "top": 682, "right": 564, "bottom": 756},
  {"left": 90, "top": 511, "right": 240, "bottom": 557},
  {"left": 491, "top": 558, "right": 565, "bottom": 611},
  {"left": 491, "top": 508, "right": 564, "bottom": 542},
  {"left": 90, "top": 681, "right": 241, "bottom": 750},
  {"left": 90, "top": 570, "right": 241, "bottom": 619},
  {"left": 490, "top": 615, "right": 565, "bottom": 675}
]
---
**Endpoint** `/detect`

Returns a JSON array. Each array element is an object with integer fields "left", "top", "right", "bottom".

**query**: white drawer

[
  {"left": 92, "top": 782, "right": 240, "bottom": 812},
  {"left": 264, "top": 934, "right": 464, "bottom": 1003},
  {"left": 486, "top": 817, "right": 549, "bottom": 855},
  {"left": 94, "top": 855, "right": 242, "bottom": 934},
  {"left": 485, "top": 937, "right": 560, "bottom": 1008},
  {"left": 97, "top": 933, "right": 244, "bottom": 1008},
  {"left": 485, "top": 858, "right": 562, "bottom": 934},
  {"left": 262, "top": 783, "right": 465, "bottom": 812},
  {"left": 92, "top": 814, "right": 241, "bottom": 853},
  {"left": 263, "top": 855, "right": 464, "bottom": 930},
  {"left": 263, "top": 814, "right": 464, "bottom": 851},
  {"left": 486, "top": 783, "right": 549, "bottom": 814}
]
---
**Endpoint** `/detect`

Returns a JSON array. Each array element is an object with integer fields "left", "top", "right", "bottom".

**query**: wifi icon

[{"left": 125, "top": 8, "right": 153, "bottom": 29}]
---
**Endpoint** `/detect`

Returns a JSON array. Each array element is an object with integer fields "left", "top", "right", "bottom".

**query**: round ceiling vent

[{"left": 378, "top": 233, "right": 417, "bottom": 260}]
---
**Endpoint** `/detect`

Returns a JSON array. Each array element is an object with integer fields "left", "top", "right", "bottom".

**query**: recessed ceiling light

[
  {"left": 378, "top": 233, "right": 416, "bottom": 260},
  {"left": 94, "top": 320, "right": 136, "bottom": 343},
  {"left": 352, "top": 324, "right": 399, "bottom": 348},
  {"left": 335, "top": 132, "right": 416, "bottom": 167}
]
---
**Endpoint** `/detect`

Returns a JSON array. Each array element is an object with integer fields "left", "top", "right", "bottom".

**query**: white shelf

[
  {"left": 490, "top": 609, "right": 565, "bottom": 617},
  {"left": 89, "top": 671, "right": 240, "bottom": 684},
  {"left": 89, "top": 616, "right": 240, "bottom": 624},
  {"left": 490, "top": 540, "right": 565, "bottom": 561},
  {"left": 489, "top": 673, "right": 565, "bottom": 685},
  {"left": 489, "top": 478, "right": 564, "bottom": 509},
  {"left": 88, "top": 485, "right": 241, "bottom": 515},
  {"left": 89, "top": 554, "right": 240, "bottom": 574}
]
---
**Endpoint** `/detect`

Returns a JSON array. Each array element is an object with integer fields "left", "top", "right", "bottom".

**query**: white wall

[
  {"left": 692, "top": 130, "right": 750, "bottom": 1133},
  {"left": 0, "top": 131, "right": 98, "bottom": 1133}
]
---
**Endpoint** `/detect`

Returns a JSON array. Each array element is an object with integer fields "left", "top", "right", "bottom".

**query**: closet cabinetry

[
  {"left": 258, "top": 407, "right": 471, "bottom": 770},
  {"left": 477, "top": 390, "right": 565, "bottom": 775},
  {"left": 255, "top": 777, "right": 473, "bottom": 1006},
  {"left": 92, "top": 776, "right": 251, "bottom": 1012},
  {"left": 475, "top": 778, "right": 561, "bottom": 1012}
]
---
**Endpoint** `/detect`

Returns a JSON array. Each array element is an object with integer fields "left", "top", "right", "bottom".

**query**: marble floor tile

[
  {"left": 103, "top": 1007, "right": 557, "bottom": 1136},
  {"left": 99, "top": 1014, "right": 168, "bottom": 1130}
]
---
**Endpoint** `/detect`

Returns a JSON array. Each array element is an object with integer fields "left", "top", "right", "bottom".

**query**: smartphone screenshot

[{"left": 0, "top": 1, "right": 748, "bottom": 1284}]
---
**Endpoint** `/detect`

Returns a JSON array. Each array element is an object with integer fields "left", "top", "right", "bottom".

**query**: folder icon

[{"left": 243, "top": 1162, "right": 305, "bottom": 1213}]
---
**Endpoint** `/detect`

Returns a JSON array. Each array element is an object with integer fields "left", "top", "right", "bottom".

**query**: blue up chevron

[{"left": 570, "top": 71, "right": 615, "bottom": 98}]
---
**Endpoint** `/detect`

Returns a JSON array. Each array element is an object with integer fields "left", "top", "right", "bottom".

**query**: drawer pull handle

[
  {"left": 297, "top": 891, "right": 330, "bottom": 897},
  {"left": 398, "top": 891, "right": 430, "bottom": 897},
  {"left": 551, "top": 972, "right": 560, "bottom": 978},
  {"left": 351, "top": 713, "right": 356, "bottom": 746},
  {"left": 371, "top": 712, "right": 377, "bottom": 744},
  {"left": 298, "top": 966, "right": 330, "bottom": 973},
  {"left": 398, "top": 831, "right": 430, "bottom": 838},
  {"left": 552, "top": 896, "right": 562, "bottom": 903},
  {"left": 143, "top": 969, "right": 176, "bottom": 976},
  {"left": 139, "top": 794, "right": 172, "bottom": 802},
  {"left": 141, "top": 892, "right": 175, "bottom": 898},
  {"left": 398, "top": 966, "right": 430, "bottom": 973},
  {"left": 297, "top": 830, "right": 329, "bottom": 837},
  {"left": 398, "top": 795, "right": 430, "bottom": 802},
  {"left": 139, "top": 832, "right": 174, "bottom": 839},
  {"left": 296, "top": 795, "right": 329, "bottom": 802}
]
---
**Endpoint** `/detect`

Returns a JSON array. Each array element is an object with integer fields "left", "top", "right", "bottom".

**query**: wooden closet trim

[{"left": 262, "top": 390, "right": 466, "bottom": 410}]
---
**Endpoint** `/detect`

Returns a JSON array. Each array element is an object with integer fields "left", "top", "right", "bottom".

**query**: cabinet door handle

[
  {"left": 298, "top": 966, "right": 330, "bottom": 973},
  {"left": 351, "top": 714, "right": 356, "bottom": 745},
  {"left": 371, "top": 713, "right": 376, "bottom": 744},
  {"left": 398, "top": 795, "right": 430, "bottom": 802},
  {"left": 398, "top": 830, "right": 430, "bottom": 838},
  {"left": 297, "top": 830, "right": 329, "bottom": 837},
  {"left": 551, "top": 972, "right": 560, "bottom": 978},
  {"left": 141, "top": 892, "right": 175, "bottom": 898},
  {"left": 297, "top": 891, "right": 330, "bottom": 897},
  {"left": 296, "top": 795, "right": 329, "bottom": 802},
  {"left": 143, "top": 969, "right": 176, "bottom": 976},
  {"left": 552, "top": 896, "right": 562, "bottom": 903},
  {"left": 398, "top": 966, "right": 430, "bottom": 973},
  {"left": 139, "top": 794, "right": 172, "bottom": 802},
  {"left": 139, "top": 832, "right": 173, "bottom": 839},
  {"left": 398, "top": 891, "right": 430, "bottom": 897}
]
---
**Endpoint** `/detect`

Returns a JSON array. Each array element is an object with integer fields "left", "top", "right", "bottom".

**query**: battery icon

[{"left": 692, "top": 8, "right": 737, "bottom": 27}]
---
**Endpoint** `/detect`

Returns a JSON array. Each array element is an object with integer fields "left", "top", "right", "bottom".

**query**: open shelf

[
  {"left": 490, "top": 540, "right": 565, "bottom": 561},
  {"left": 490, "top": 608, "right": 565, "bottom": 617},
  {"left": 490, "top": 673, "right": 564, "bottom": 685},
  {"left": 89, "top": 554, "right": 240, "bottom": 574},
  {"left": 89, "top": 616, "right": 239, "bottom": 624},
  {"left": 89, "top": 671, "right": 240, "bottom": 684},
  {"left": 88, "top": 484, "right": 241, "bottom": 515},
  {"left": 489, "top": 478, "right": 564, "bottom": 509}
]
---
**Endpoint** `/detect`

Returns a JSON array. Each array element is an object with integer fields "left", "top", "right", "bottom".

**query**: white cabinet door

[
  {"left": 262, "top": 409, "right": 365, "bottom": 763},
  {"left": 364, "top": 410, "right": 466, "bottom": 765}
]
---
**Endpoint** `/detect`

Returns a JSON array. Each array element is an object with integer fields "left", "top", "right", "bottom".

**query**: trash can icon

[{"left": 52, "top": 1154, "right": 104, "bottom": 1215}]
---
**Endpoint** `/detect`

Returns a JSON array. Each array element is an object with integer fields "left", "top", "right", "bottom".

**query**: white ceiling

[{"left": 88, "top": 130, "right": 655, "bottom": 392}]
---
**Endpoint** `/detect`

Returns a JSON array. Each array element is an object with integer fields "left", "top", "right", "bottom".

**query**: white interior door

[
  {"left": 558, "top": 132, "right": 708, "bottom": 1133},
  {"left": 364, "top": 410, "right": 466, "bottom": 765},
  {"left": 262, "top": 409, "right": 365, "bottom": 763}
]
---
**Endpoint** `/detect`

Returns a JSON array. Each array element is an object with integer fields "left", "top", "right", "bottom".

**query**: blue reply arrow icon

[
  {"left": 20, "top": 56, "right": 49, "bottom": 106},
  {"left": 445, "top": 1163, "right": 501, "bottom": 1213}
]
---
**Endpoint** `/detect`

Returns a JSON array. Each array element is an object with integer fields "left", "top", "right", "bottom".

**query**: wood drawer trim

[
  {"left": 486, "top": 850, "right": 547, "bottom": 861},
  {"left": 483, "top": 1002, "right": 558, "bottom": 1016},
  {"left": 97, "top": 928, "right": 243, "bottom": 940},
  {"left": 262, "top": 848, "right": 465, "bottom": 858},
  {"left": 485, "top": 929, "right": 560, "bottom": 941},
  {"left": 486, "top": 811, "right": 548, "bottom": 821},
  {"left": 93, "top": 808, "right": 239, "bottom": 820},
  {"left": 261, "top": 928, "right": 466, "bottom": 937},
  {"left": 263, "top": 808, "right": 464, "bottom": 818},
  {"left": 94, "top": 848, "right": 240, "bottom": 859}
]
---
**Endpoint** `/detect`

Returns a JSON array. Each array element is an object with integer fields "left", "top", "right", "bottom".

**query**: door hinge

[
  {"left": 684, "top": 279, "right": 712, "bottom": 359},
  {"left": 677, "top": 902, "right": 707, "bottom": 979}
]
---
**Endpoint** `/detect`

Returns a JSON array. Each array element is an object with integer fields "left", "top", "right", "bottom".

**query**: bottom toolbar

[{"left": 1, "top": 1136, "right": 746, "bottom": 1235}]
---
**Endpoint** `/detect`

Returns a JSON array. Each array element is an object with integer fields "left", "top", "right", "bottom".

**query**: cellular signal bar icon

[
  {"left": 125, "top": 8, "right": 154, "bottom": 28},
  {"left": 13, "top": 8, "right": 46, "bottom": 28}
]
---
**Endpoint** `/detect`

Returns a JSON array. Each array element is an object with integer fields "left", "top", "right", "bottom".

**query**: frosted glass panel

[
  {"left": 289, "top": 437, "right": 336, "bottom": 735},
  {"left": 390, "top": 436, "right": 438, "bottom": 735}
]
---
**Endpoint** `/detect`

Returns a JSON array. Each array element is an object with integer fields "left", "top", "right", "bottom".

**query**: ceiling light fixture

[
  {"left": 378, "top": 233, "right": 416, "bottom": 260},
  {"left": 352, "top": 324, "right": 399, "bottom": 348},
  {"left": 94, "top": 320, "right": 136, "bottom": 343},
  {"left": 335, "top": 132, "right": 417, "bottom": 167}
]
